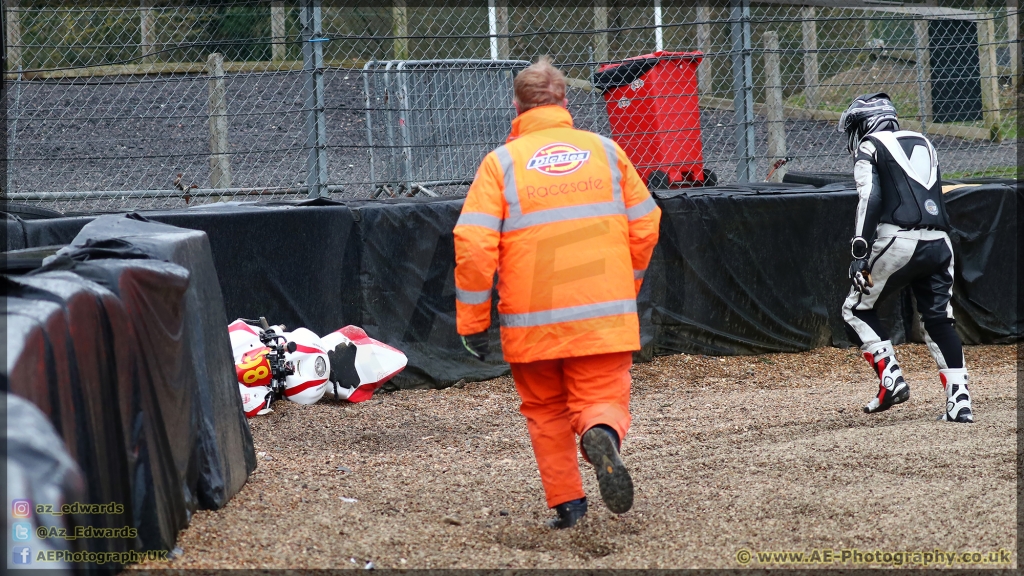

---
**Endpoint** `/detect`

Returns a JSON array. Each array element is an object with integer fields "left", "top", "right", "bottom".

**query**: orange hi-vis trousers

[{"left": 510, "top": 351, "right": 632, "bottom": 508}]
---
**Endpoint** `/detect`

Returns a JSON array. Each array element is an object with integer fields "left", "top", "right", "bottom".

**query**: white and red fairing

[
  {"left": 229, "top": 320, "right": 329, "bottom": 417},
  {"left": 229, "top": 320, "right": 407, "bottom": 417},
  {"left": 320, "top": 326, "right": 407, "bottom": 403}
]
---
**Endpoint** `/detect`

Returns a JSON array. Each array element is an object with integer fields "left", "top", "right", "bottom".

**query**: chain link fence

[{"left": 4, "top": 1, "right": 1018, "bottom": 212}]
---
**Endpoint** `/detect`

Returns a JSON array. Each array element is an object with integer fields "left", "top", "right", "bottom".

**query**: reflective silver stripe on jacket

[
  {"left": 456, "top": 287, "right": 491, "bottom": 305},
  {"left": 499, "top": 299, "right": 637, "bottom": 328},
  {"left": 626, "top": 196, "right": 657, "bottom": 221},
  {"left": 597, "top": 135, "right": 624, "bottom": 206},
  {"left": 633, "top": 269, "right": 645, "bottom": 280},
  {"left": 502, "top": 201, "right": 625, "bottom": 233},
  {"left": 494, "top": 146, "right": 520, "bottom": 219},
  {"left": 455, "top": 211, "right": 502, "bottom": 231}
]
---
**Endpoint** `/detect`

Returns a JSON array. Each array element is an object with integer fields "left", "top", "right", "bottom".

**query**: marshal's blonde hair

[{"left": 513, "top": 56, "right": 567, "bottom": 112}]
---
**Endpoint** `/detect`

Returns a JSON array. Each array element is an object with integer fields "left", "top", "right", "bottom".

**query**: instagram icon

[{"left": 12, "top": 499, "right": 32, "bottom": 518}]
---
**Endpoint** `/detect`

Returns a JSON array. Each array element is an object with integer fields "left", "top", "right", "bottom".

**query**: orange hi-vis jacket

[{"left": 454, "top": 105, "right": 661, "bottom": 364}]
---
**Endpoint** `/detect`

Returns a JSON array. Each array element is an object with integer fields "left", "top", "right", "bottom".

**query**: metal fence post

[
  {"left": 488, "top": 0, "right": 499, "bottom": 60},
  {"left": 207, "top": 52, "right": 232, "bottom": 190},
  {"left": 654, "top": 0, "right": 664, "bottom": 52},
  {"left": 730, "top": 0, "right": 756, "bottom": 183},
  {"left": 3, "top": 1, "right": 15, "bottom": 197},
  {"left": 1008, "top": 0, "right": 1018, "bottom": 89},
  {"left": 301, "top": 0, "right": 328, "bottom": 197}
]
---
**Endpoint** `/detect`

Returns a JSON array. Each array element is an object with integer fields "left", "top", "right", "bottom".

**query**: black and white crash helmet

[{"left": 838, "top": 92, "right": 900, "bottom": 155}]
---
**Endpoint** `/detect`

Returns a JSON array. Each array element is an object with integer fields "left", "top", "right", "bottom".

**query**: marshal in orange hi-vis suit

[{"left": 454, "top": 57, "right": 660, "bottom": 529}]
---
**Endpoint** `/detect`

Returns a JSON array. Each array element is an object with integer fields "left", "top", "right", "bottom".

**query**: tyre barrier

[{"left": 4, "top": 217, "right": 256, "bottom": 559}]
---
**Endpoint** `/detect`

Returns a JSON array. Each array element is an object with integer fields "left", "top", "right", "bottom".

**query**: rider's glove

[
  {"left": 461, "top": 331, "right": 490, "bottom": 360},
  {"left": 849, "top": 258, "right": 873, "bottom": 295}
]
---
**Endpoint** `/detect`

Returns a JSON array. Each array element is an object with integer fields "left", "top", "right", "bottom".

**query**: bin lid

[{"left": 592, "top": 51, "right": 702, "bottom": 90}]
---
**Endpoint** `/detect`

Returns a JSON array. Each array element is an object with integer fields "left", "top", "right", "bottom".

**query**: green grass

[
  {"left": 944, "top": 166, "right": 1018, "bottom": 180},
  {"left": 995, "top": 114, "right": 1018, "bottom": 141},
  {"left": 925, "top": 113, "right": 1017, "bottom": 143},
  {"left": 941, "top": 113, "right": 1019, "bottom": 143}
]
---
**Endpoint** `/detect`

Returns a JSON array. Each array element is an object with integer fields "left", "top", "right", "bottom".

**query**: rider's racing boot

[
  {"left": 939, "top": 368, "right": 973, "bottom": 423},
  {"left": 861, "top": 340, "right": 909, "bottom": 413}
]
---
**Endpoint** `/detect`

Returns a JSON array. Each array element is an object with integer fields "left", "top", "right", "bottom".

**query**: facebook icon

[{"left": 13, "top": 546, "right": 32, "bottom": 565}]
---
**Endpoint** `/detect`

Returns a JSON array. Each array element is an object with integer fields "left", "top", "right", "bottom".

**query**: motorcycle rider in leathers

[{"left": 839, "top": 92, "right": 973, "bottom": 423}]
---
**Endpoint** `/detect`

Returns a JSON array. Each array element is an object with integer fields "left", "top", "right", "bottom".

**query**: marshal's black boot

[
  {"left": 546, "top": 497, "right": 588, "bottom": 529},
  {"left": 581, "top": 425, "right": 634, "bottom": 514}
]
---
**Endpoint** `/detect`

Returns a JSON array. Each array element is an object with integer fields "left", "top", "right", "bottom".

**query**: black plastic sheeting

[
  {"left": 139, "top": 202, "right": 359, "bottom": 344},
  {"left": 346, "top": 198, "right": 509, "bottom": 387},
  {"left": 66, "top": 200, "right": 502, "bottom": 388},
  {"left": 3, "top": 200, "right": 507, "bottom": 387},
  {"left": 3, "top": 216, "right": 256, "bottom": 553},
  {"left": 643, "top": 183, "right": 902, "bottom": 356},
  {"left": 942, "top": 183, "right": 1019, "bottom": 344},
  {"left": 5, "top": 393, "right": 85, "bottom": 573},
  {"left": 643, "top": 181, "right": 1019, "bottom": 355},
  {"left": 48, "top": 256, "right": 199, "bottom": 552},
  {"left": 4, "top": 182, "right": 1017, "bottom": 391},
  {"left": 5, "top": 214, "right": 97, "bottom": 252}
]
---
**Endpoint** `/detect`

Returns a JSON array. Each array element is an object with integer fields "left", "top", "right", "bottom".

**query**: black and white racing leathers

[{"left": 840, "top": 130, "right": 972, "bottom": 422}]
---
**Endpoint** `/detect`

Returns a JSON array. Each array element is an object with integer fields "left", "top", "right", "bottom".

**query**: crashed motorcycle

[{"left": 229, "top": 318, "right": 407, "bottom": 418}]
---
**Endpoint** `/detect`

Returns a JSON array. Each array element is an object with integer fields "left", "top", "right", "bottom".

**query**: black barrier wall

[
  {"left": 345, "top": 198, "right": 508, "bottom": 387},
  {"left": 655, "top": 181, "right": 1017, "bottom": 353},
  {"left": 5, "top": 260, "right": 191, "bottom": 555}
]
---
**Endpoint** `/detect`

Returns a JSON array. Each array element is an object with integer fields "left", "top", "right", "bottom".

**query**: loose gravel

[{"left": 132, "top": 343, "right": 1017, "bottom": 570}]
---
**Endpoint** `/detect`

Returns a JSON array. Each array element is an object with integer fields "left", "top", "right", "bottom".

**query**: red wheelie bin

[{"left": 592, "top": 51, "right": 714, "bottom": 189}]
